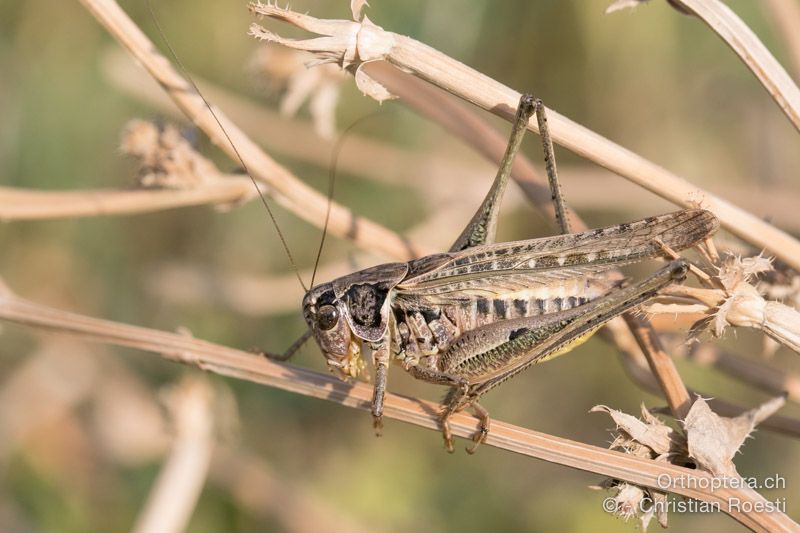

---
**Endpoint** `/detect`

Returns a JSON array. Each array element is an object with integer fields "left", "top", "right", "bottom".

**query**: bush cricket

[{"left": 262, "top": 95, "right": 719, "bottom": 453}]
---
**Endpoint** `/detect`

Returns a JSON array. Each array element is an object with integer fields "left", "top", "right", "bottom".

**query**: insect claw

[
  {"left": 465, "top": 426, "right": 489, "bottom": 455},
  {"left": 466, "top": 402, "right": 490, "bottom": 454}
]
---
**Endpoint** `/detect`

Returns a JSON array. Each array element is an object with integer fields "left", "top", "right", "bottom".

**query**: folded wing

[{"left": 395, "top": 209, "right": 717, "bottom": 304}]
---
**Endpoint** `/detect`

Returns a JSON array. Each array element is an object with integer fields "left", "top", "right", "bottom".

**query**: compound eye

[{"left": 317, "top": 304, "right": 339, "bottom": 331}]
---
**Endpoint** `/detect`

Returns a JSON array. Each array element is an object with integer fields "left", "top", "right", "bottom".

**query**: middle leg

[
  {"left": 449, "top": 94, "right": 536, "bottom": 252},
  {"left": 533, "top": 98, "right": 572, "bottom": 236},
  {"left": 371, "top": 338, "right": 391, "bottom": 435}
]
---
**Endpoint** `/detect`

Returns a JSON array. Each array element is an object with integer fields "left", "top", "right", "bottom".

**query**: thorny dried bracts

[
  {"left": 658, "top": 252, "right": 800, "bottom": 355},
  {"left": 593, "top": 395, "right": 785, "bottom": 530}
]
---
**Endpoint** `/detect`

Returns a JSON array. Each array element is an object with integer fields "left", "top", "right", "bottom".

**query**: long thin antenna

[
  {"left": 310, "top": 112, "right": 384, "bottom": 289},
  {"left": 146, "top": 1, "right": 308, "bottom": 292}
]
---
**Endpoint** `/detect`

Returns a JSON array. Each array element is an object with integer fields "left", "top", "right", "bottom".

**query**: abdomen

[{"left": 391, "top": 273, "right": 622, "bottom": 365}]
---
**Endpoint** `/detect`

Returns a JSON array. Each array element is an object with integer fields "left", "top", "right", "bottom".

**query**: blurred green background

[{"left": 1, "top": 0, "right": 799, "bottom": 531}]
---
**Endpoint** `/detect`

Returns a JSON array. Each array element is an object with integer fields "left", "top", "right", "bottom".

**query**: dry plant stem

[
  {"left": 133, "top": 378, "right": 215, "bottom": 533},
  {"left": 102, "top": 47, "right": 557, "bottom": 230},
  {"left": 78, "top": 0, "right": 430, "bottom": 260},
  {"left": 663, "top": 284, "right": 800, "bottom": 354},
  {"left": 671, "top": 0, "right": 800, "bottom": 131},
  {"left": 0, "top": 181, "right": 253, "bottom": 220},
  {"left": 762, "top": 0, "right": 800, "bottom": 79},
  {"left": 0, "top": 293, "right": 794, "bottom": 532},
  {"left": 250, "top": 5, "right": 800, "bottom": 272},
  {"left": 623, "top": 313, "right": 692, "bottom": 418}
]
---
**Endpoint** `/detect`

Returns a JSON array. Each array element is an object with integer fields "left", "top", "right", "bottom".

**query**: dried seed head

[
  {"left": 120, "top": 120, "right": 221, "bottom": 190},
  {"left": 601, "top": 482, "right": 667, "bottom": 531},
  {"left": 613, "top": 483, "right": 645, "bottom": 521},
  {"left": 703, "top": 254, "right": 800, "bottom": 353},
  {"left": 248, "top": 2, "right": 398, "bottom": 102}
]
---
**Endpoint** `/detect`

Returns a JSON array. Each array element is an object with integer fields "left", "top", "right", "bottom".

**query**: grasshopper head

[
  {"left": 302, "top": 283, "right": 363, "bottom": 380},
  {"left": 302, "top": 262, "right": 409, "bottom": 380}
]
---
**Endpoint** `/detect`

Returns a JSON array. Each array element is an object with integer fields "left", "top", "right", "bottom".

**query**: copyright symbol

[{"left": 602, "top": 497, "right": 618, "bottom": 513}]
